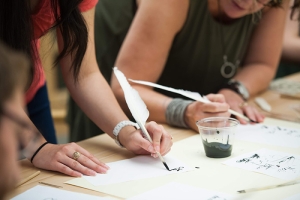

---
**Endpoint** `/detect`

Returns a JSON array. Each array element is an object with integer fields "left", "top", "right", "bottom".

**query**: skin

[
  {"left": 110, "top": 0, "right": 290, "bottom": 132},
  {"left": 281, "top": 1, "right": 300, "bottom": 63},
  {"left": 0, "top": 89, "right": 23, "bottom": 200},
  {"left": 25, "top": 1, "right": 173, "bottom": 177}
]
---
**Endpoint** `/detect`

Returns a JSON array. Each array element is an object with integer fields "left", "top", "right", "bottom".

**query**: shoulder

[
  {"left": 79, "top": 0, "right": 98, "bottom": 12},
  {"left": 137, "top": 0, "right": 190, "bottom": 32}
]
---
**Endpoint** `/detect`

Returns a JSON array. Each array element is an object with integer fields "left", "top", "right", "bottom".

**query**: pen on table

[
  {"left": 39, "top": 182, "right": 62, "bottom": 188},
  {"left": 16, "top": 171, "right": 40, "bottom": 187},
  {"left": 237, "top": 177, "right": 300, "bottom": 193}
]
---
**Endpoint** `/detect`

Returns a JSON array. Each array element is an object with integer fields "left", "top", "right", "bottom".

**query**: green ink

[{"left": 202, "top": 137, "right": 232, "bottom": 158}]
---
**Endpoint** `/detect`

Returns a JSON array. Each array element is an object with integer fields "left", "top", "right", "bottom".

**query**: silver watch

[
  {"left": 112, "top": 121, "right": 139, "bottom": 147},
  {"left": 226, "top": 79, "right": 249, "bottom": 100}
]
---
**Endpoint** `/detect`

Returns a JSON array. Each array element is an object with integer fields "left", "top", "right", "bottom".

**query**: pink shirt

[{"left": 26, "top": 0, "right": 98, "bottom": 103}]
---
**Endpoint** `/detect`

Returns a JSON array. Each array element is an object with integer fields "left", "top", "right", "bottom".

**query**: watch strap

[
  {"left": 223, "top": 79, "right": 249, "bottom": 100},
  {"left": 113, "top": 120, "right": 140, "bottom": 147}
]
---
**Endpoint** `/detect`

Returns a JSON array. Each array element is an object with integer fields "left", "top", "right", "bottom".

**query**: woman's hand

[
  {"left": 184, "top": 94, "right": 231, "bottom": 131},
  {"left": 32, "top": 143, "right": 109, "bottom": 177},
  {"left": 219, "top": 89, "right": 265, "bottom": 124},
  {"left": 118, "top": 121, "right": 173, "bottom": 158}
]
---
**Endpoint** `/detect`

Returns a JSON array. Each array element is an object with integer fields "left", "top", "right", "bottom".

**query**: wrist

[
  {"left": 222, "top": 79, "right": 249, "bottom": 100},
  {"left": 165, "top": 98, "right": 193, "bottom": 128},
  {"left": 112, "top": 120, "right": 139, "bottom": 147}
]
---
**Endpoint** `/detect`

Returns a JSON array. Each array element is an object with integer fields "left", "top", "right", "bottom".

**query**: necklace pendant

[{"left": 220, "top": 55, "right": 239, "bottom": 78}]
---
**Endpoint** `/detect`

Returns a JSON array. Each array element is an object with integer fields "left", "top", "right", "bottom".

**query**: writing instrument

[
  {"left": 228, "top": 109, "right": 258, "bottom": 123},
  {"left": 238, "top": 177, "right": 300, "bottom": 193},
  {"left": 139, "top": 124, "right": 170, "bottom": 170},
  {"left": 39, "top": 182, "right": 62, "bottom": 188},
  {"left": 16, "top": 171, "right": 40, "bottom": 187},
  {"left": 129, "top": 79, "right": 258, "bottom": 124}
]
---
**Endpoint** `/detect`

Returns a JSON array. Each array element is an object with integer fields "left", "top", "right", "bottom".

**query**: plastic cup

[{"left": 196, "top": 117, "right": 239, "bottom": 158}]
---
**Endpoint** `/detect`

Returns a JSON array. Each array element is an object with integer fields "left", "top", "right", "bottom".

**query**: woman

[
  {"left": 68, "top": 0, "right": 290, "bottom": 138},
  {"left": 0, "top": 0, "right": 172, "bottom": 177}
]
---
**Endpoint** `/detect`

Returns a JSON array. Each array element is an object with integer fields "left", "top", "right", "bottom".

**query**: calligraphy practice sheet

[
  {"left": 82, "top": 154, "right": 193, "bottom": 186},
  {"left": 236, "top": 124, "right": 300, "bottom": 148},
  {"left": 128, "top": 182, "right": 234, "bottom": 200},
  {"left": 11, "top": 185, "right": 113, "bottom": 200},
  {"left": 223, "top": 149, "right": 300, "bottom": 180}
]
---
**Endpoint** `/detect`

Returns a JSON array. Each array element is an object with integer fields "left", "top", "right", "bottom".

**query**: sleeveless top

[
  {"left": 68, "top": 0, "right": 258, "bottom": 141},
  {"left": 95, "top": 0, "right": 256, "bottom": 95}
]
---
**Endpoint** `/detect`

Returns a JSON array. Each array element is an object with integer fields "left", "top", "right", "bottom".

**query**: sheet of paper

[
  {"left": 127, "top": 182, "right": 234, "bottom": 200},
  {"left": 223, "top": 148, "right": 300, "bottom": 180},
  {"left": 284, "top": 193, "right": 300, "bottom": 200},
  {"left": 11, "top": 185, "right": 112, "bottom": 200},
  {"left": 235, "top": 124, "right": 300, "bottom": 148},
  {"left": 82, "top": 154, "right": 192, "bottom": 186}
]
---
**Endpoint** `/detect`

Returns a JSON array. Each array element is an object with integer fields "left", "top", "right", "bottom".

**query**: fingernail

[
  {"left": 155, "top": 145, "right": 160, "bottom": 152},
  {"left": 148, "top": 145, "right": 154, "bottom": 152}
]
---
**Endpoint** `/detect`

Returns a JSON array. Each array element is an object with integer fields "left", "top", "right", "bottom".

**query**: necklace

[{"left": 217, "top": 1, "right": 240, "bottom": 79}]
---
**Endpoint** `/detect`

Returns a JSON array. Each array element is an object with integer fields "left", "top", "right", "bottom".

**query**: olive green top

[{"left": 68, "top": 0, "right": 257, "bottom": 142}]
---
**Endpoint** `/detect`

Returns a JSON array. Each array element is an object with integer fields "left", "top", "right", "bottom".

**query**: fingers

[
  {"left": 206, "top": 94, "right": 226, "bottom": 103},
  {"left": 241, "top": 104, "right": 265, "bottom": 123},
  {"left": 145, "top": 121, "right": 163, "bottom": 153},
  {"left": 137, "top": 122, "right": 173, "bottom": 157},
  {"left": 202, "top": 102, "right": 229, "bottom": 113},
  {"left": 32, "top": 143, "right": 109, "bottom": 177}
]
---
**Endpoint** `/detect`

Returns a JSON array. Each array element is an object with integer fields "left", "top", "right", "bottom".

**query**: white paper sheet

[
  {"left": 127, "top": 182, "right": 234, "bottom": 200},
  {"left": 11, "top": 185, "right": 112, "bottom": 200},
  {"left": 223, "top": 148, "right": 300, "bottom": 180},
  {"left": 82, "top": 154, "right": 192, "bottom": 186},
  {"left": 284, "top": 193, "right": 300, "bottom": 200},
  {"left": 235, "top": 124, "right": 300, "bottom": 148}
]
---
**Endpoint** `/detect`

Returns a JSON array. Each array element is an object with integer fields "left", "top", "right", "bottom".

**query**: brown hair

[{"left": 0, "top": 41, "right": 30, "bottom": 113}]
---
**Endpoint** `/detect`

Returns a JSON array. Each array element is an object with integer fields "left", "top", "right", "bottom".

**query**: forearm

[
  {"left": 282, "top": 40, "right": 300, "bottom": 64},
  {"left": 234, "top": 64, "right": 276, "bottom": 96},
  {"left": 65, "top": 72, "right": 132, "bottom": 138}
]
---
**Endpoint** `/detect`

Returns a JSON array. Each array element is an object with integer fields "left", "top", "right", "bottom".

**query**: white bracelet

[{"left": 113, "top": 120, "right": 140, "bottom": 147}]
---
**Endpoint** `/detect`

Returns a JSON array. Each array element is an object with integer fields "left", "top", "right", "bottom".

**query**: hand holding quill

[
  {"left": 128, "top": 79, "right": 257, "bottom": 123},
  {"left": 113, "top": 67, "right": 170, "bottom": 170}
]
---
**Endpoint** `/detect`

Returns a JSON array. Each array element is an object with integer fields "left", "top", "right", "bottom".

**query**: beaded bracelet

[{"left": 30, "top": 141, "right": 49, "bottom": 163}]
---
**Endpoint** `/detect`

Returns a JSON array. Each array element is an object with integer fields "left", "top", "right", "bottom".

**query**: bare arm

[
  {"left": 59, "top": 8, "right": 171, "bottom": 155},
  {"left": 219, "top": 1, "right": 290, "bottom": 124},
  {"left": 281, "top": 5, "right": 300, "bottom": 63},
  {"left": 234, "top": 1, "right": 290, "bottom": 95},
  {"left": 111, "top": 0, "right": 230, "bottom": 131}
]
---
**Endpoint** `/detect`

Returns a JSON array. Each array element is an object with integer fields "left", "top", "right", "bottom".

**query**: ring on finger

[
  {"left": 73, "top": 151, "right": 81, "bottom": 161},
  {"left": 239, "top": 102, "right": 248, "bottom": 108}
]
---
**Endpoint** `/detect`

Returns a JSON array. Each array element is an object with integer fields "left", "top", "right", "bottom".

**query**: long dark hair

[{"left": 0, "top": 0, "right": 87, "bottom": 84}]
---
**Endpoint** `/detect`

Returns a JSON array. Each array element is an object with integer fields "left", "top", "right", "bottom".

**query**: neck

[{"left": 208, "top": 0, "right": 234, "bottom": 24}]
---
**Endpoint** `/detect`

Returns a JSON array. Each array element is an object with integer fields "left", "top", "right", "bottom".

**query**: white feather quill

[
  {"left": 128, "top": 79, "right": 257, "bottom": 123},
  {"left": 113, "top": 67, "right": 170, "bottom": 170}
]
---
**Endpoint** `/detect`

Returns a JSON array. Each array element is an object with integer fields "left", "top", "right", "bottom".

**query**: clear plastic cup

[{"left": 196, "top": 117, "right": 239, "bottom": 158}]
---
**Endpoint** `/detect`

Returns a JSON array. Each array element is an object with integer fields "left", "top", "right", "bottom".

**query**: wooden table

[
  {"left": 249, "top": 72, "right": 300, "bottom": 123},
  {"left": 7, "top": 73, "right": 300, "bottom": 200}
]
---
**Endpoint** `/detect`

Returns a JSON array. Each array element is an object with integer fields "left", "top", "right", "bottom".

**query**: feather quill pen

[
  {"left": 113, "top": 67, "right": 170, "bottom": 170},
  {"left": 128, "top": 79, "right": 257, "bottom": 123}
]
